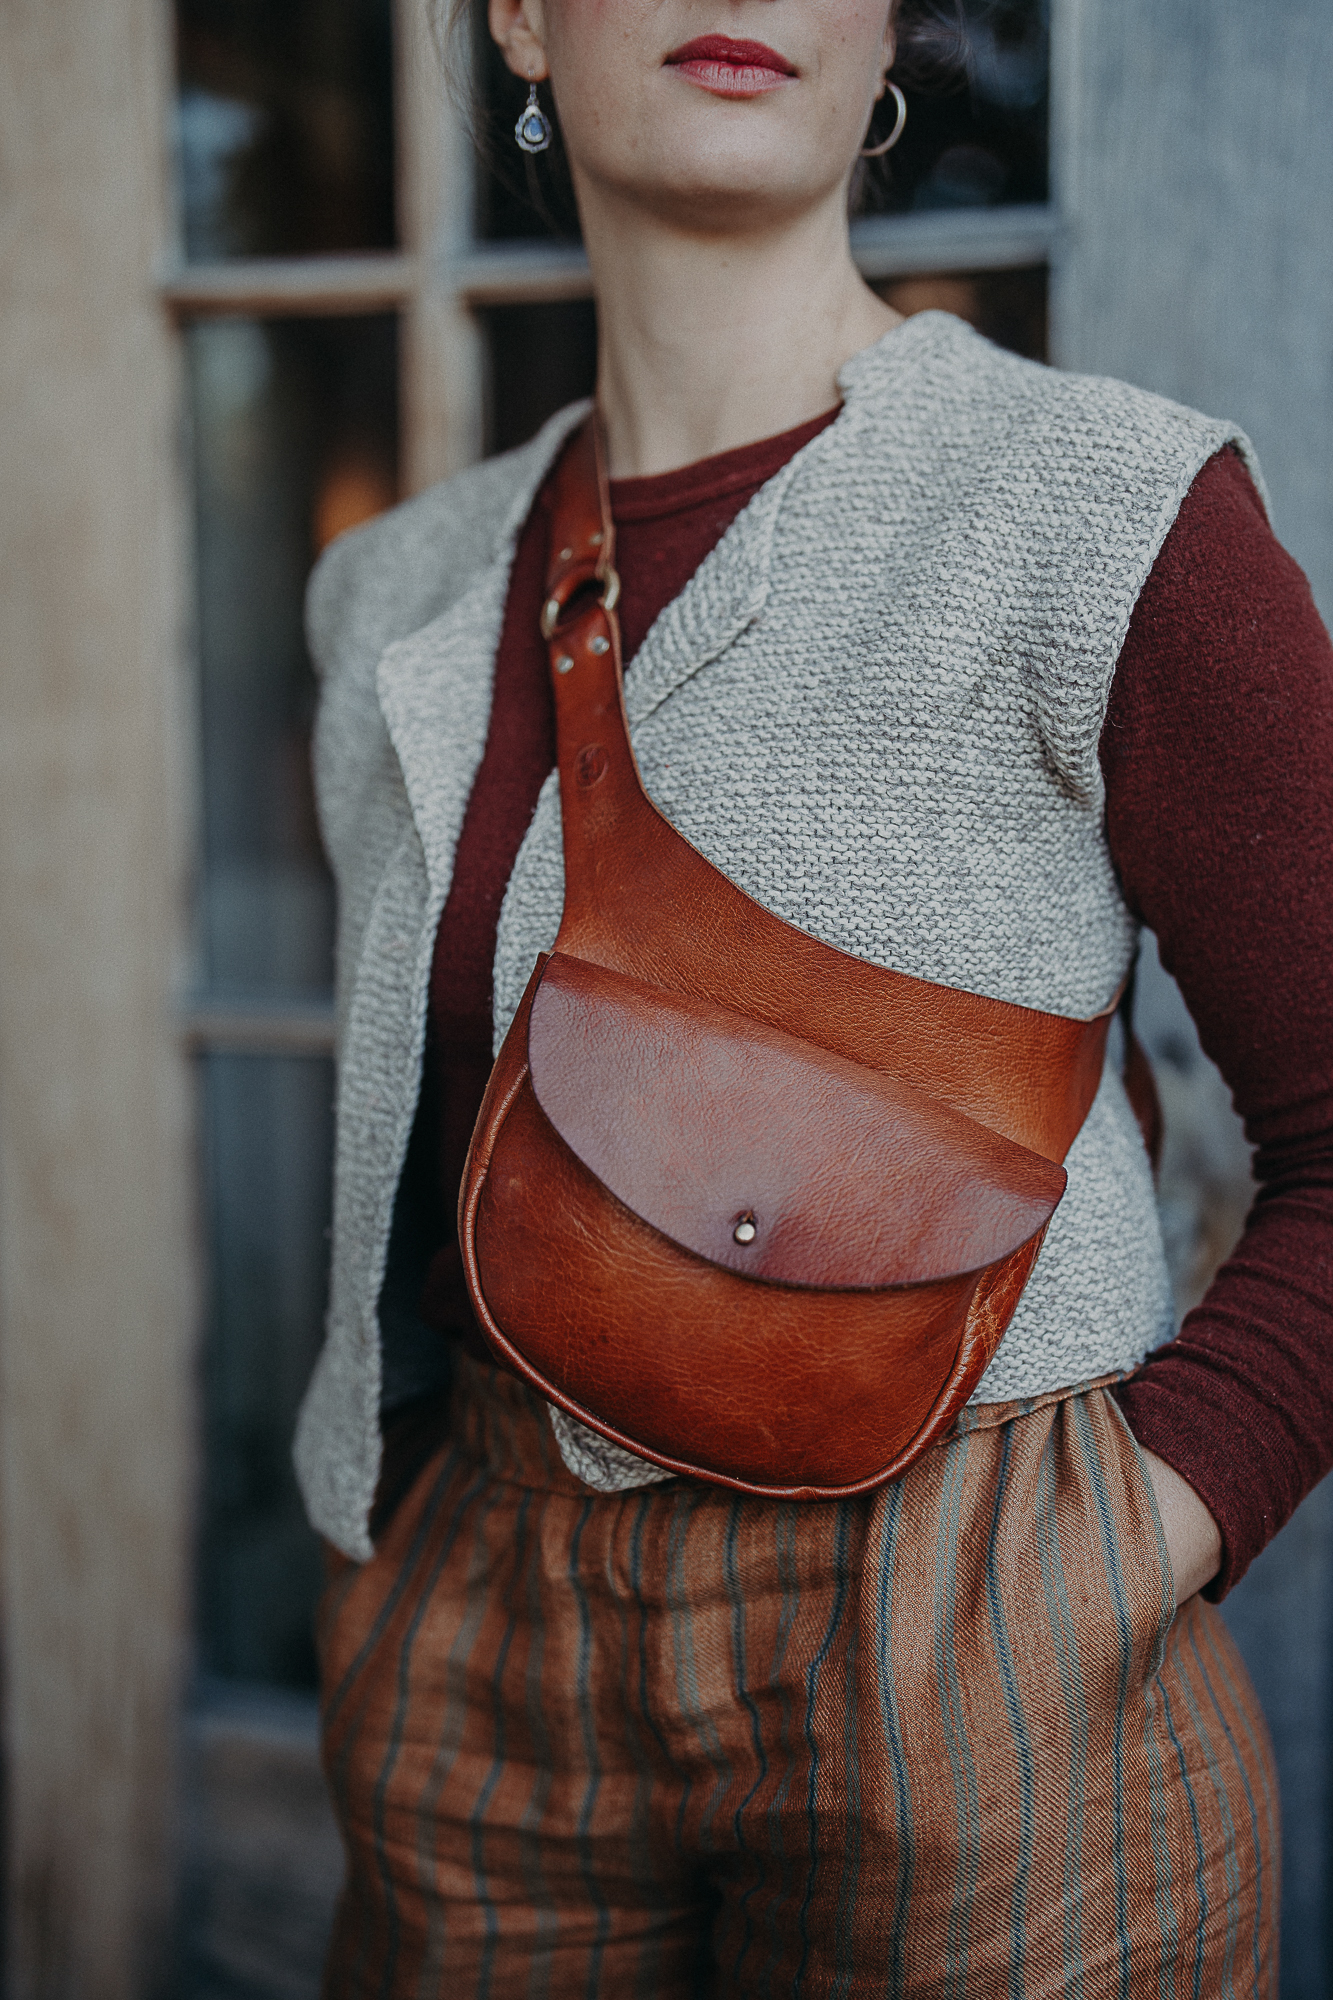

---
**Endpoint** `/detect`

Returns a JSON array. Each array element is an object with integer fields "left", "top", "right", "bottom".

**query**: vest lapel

[
  {"left": 375, "top": 401, "right": 589, "bottom": 904},
  {"left": 619, "top": 327, "right": 932, "bottom": 723},
  {"left": 328, "top": 406, "right": 589, "bottom": 1377},
  {"left": 376, "top": 563, "right": 510, "bottom": 907},
  {"left": 619, "top": 441, "right": 796, "bottom": 728}
]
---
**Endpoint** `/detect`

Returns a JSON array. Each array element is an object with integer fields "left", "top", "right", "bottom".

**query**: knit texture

[{"left": 294, "top": 314, "right": 1253, "bottom": 1557}]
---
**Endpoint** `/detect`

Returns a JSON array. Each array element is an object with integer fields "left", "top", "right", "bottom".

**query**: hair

[{"left": 431, "top": 0, "right": 972, "bottom": 230}]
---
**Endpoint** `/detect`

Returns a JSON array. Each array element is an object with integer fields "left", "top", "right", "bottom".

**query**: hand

[{"left": 1139, "top": 1447, "right": 1222, "bottom": 1606}]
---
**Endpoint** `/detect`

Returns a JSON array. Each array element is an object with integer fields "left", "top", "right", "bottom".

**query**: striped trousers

[{"left": 319, "top": 1357, "right": 1278, "bottom": 1997}]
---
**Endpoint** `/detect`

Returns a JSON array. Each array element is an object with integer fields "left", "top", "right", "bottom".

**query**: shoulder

[
  {"left": 1120, "top": 442, "right": 1320, "bottom": 652},
  {"left": 305, "top": 401, "right": 586, "bottom": 891},
  {"left": 304, "top": 399, "right": 589, "bottom": 689},
  {"left": 833, "top": 311, "right": 1266, "bottom": 658},
  {"left": 840, "top": 311, "right": 1261, "bottom": 515},
  {"left": 305, "top": 459, "right": 506, "bottom": 687},
  {"left": 820, "top": 315, "right": 1267, "bottom": 804}
]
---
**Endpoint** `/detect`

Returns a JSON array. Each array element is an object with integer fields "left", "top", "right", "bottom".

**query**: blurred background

[{"left": 0, "top": 0, "right": 1330, "bottom": 1994}]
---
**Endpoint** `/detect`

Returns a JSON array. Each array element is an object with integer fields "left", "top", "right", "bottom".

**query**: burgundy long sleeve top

[{"left": 416, "top": 413, "right": 1333, "bottom": 1597}]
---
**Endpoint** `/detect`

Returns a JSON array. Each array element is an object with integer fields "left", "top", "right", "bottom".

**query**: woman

[{"left": 297, "top": 1, "right": 1333, "bottom": 1991}]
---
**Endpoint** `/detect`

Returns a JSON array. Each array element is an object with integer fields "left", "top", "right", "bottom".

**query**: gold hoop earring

[{"left": 860, "top": 81, "right": 908, "bottom": 158}]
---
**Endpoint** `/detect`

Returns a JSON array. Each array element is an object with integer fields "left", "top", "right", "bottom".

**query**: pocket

[{"left": 1084, "top": 1390, "right": 1178, "bottom": 1686}]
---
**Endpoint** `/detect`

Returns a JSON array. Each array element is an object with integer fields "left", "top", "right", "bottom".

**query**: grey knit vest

[{"left": 293, "top": 312, "right": 1257, "bottom": 1549}]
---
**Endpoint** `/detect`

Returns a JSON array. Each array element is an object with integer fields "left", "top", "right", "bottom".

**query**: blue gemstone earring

[{"left": 515, "top": 82, "right": 552, "bottom": 155}]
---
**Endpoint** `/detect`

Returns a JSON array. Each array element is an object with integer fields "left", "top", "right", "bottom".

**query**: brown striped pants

[{"left": 318, "top": 1357, "right": 1278, "bottom": 1997}]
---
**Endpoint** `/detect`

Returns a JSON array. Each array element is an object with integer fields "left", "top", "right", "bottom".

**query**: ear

[
  {"left": 487, "top": 0, "right": 549, "bottom": 82},
  {"left": 879, "top": 4, "right": 898, "bottom": 86}
]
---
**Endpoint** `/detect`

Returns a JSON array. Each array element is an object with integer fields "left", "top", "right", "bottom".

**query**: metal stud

[
  {"left": 733, "top": 1213, "right": 758, "bottom": 1246},
  {"left": 559, "top": 546, "right": 574, "bottom": 561},
  {"left": 590, "top": 531, "right": 603, "bottom": 546},
  {"left": 556, "top": 654, "right": 574, "bottom": 674},
  {"left": 589, "top": 634, "right": 610, "bottom": 656}
]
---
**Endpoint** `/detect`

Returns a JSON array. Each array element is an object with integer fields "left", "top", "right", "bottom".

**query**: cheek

[
  {"left": 814, "top": 0, "right": 896, "bottom": 83},
  {"left": 544, "top": 0, "right": 656, "bottom": 131},
  {"left": 806, "top": 4, "right": 893, "bottom": 142},
  {"left": 545, "top": 0, "right": 652, "bottom": 70}
]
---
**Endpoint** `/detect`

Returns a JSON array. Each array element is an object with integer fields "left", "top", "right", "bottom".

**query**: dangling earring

[
  {"left": 515, "top": 81, "right": 552, "bottom": 155},
  {"left": 860, "top": 81, "right": 908, "bottom": 158}
]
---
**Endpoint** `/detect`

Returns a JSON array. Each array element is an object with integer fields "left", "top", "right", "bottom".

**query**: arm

[{"left": 1100, "top": 447, "right": 1333, "bottom": 1600}]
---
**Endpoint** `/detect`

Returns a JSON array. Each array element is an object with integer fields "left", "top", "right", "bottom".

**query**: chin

[{"left": 613, "top": 147, "right": 835, "bottom": 231}]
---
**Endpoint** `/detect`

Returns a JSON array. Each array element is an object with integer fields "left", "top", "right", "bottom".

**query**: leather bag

[{"left": 460, "top": 416, "right": 1118, "bottom": 1497}]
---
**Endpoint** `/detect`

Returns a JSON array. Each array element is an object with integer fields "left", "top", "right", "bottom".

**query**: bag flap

[{"left": 527, "top": 953, "right": 1065, "bottom": 1291}]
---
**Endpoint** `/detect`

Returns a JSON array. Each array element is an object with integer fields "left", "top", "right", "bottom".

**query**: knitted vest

[{"left": 293, "top": 312, "right": 1256, "bottom": 1550}]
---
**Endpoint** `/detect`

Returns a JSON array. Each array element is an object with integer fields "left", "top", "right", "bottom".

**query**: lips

[{"left": 665, "top": 33, "right": 798, "bottom": 96}]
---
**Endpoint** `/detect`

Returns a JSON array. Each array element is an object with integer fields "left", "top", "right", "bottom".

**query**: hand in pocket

[{"left": 1139, "top": 1446, "right": 1222, "bottom": 1604}]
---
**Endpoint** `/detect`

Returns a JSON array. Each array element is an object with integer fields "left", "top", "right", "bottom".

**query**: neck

[{"left": 578, "top": 184, "right": 900, "bottom": 479}]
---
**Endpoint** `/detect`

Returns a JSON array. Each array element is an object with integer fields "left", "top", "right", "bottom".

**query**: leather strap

[
  {"left": 540, "top": 415, "right": 645, "bottom": 943},
  {"left": 540, "top": 416, "right": 1115, "bottom": 1167}
]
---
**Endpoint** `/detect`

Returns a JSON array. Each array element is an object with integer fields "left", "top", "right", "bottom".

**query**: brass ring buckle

[{"left": 541, "top": 567, "right": 621, "bottom": 641}]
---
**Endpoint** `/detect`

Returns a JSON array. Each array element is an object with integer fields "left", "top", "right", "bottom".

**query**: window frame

[{"left": 159, "top": 0, "right": 1059, "bottom": 1062}]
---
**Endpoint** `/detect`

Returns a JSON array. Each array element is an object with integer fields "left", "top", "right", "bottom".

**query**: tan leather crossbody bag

[{"left": 459, "top": 416, "right": 1123, "bottom": 1498}]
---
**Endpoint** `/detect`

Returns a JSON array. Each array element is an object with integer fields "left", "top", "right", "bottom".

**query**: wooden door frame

[
  {"left": 0, "top": 1, "right": 195, "bottom": 1991},
  {"left": 0, "top": 3, "right": 1063, "bottom": 1992}
]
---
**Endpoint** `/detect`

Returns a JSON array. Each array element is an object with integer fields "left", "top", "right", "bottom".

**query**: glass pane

[
  {"left": 481, "top": 299, "right": 597, "bottom": 457},
  {"left": 196, "top": 1053, "right": 335, "bottom": 1689},
  {"left": 467, "top": 0, "right": 1047, "bottom": 242},
  {"left": 175, "top": 0, "right": 396, "bottom": 259},
  {"left": 186, "top": 312, "right": 398, "bottom": 999},
  {"left": 878, "top": 265, "right": 1047, "bottom": 362},
  {"left": 864, "top": 0, "right": 1048, "bottom": 216}
]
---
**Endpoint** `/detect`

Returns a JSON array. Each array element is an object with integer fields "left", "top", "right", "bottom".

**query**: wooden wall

[
  {"left": 1053, "top": 0, "right": 1333, "bottom": 618},
  {"left": 0, "top": 1, "right": 197, "bottom": 1993},
  {"left": 1052, "top": 2, "right": 1333, "bottom": 1990}
]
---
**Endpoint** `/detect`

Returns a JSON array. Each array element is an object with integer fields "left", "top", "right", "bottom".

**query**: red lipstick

[{"left": 665, "top": 34, "right": 798, "bottom": 96}]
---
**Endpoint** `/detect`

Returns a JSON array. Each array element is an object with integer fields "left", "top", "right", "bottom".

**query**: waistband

[{"left": 448, "top": 1352, "right": 1127, "bottom": 1496}]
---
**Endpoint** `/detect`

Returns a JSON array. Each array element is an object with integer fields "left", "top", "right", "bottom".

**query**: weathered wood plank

[
  {"left": 0, "top": 1, "right": 196, "bottom": 1992},
  {"left": 1053, "top": 4, "right": 1333, "bottom": 1988},
  {"left": 159, "top": 253, "right": 418, "bottom": 318}
]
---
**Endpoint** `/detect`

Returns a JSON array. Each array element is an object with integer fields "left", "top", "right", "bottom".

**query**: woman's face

[{"left": 491, "top": 1, "right": 897, "bottom": 231}]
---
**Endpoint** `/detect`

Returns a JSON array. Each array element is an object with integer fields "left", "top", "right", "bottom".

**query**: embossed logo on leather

[{"left": 575, "top": 744, "right": 609, "bottom": 789}]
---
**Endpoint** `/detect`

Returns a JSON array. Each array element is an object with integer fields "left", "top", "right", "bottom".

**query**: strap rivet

[
  {"left": 589, "top": 531, "right": 603, "bottom": 546},
  {"left": 559, "top": 546, "right": 574, "bottom": 561},
  {"left": 733, "top": 1213, "right": 758, "bottom": 1246},
  {"left": 556, "top": 654, "right": 574, "bottom": 674},
  {"left": 589, "top": 634, "right": 610, "bottom": 656}
]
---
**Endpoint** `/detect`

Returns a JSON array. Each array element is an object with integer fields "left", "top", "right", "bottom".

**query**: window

[{"left": 164, "top": 0, "right": 1057, "bottom": 1699}]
